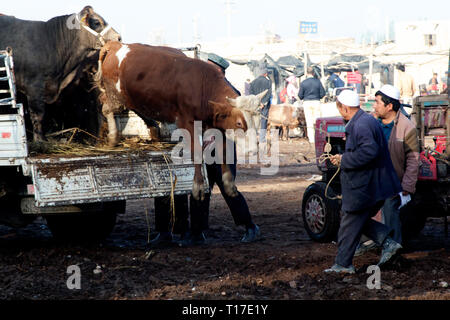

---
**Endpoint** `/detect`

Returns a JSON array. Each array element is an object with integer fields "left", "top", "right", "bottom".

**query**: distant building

[{"left": 395, "top": 20, "right": 450, "bottom": 52}]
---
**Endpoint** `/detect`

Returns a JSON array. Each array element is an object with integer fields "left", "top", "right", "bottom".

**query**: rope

[{"left": 315, "top": 131, "right": 342, "bottom": 201}]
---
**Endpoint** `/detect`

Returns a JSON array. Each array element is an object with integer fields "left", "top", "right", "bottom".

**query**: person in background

[
  {"left": 396, "top": 63, "right": 416, "bottom": 107},
  {"left": 279, "top": 85, "right": 288, "bottom": 103},
  {"left": 249, "top": 66, "right": 272, "bottom": 145},
  {"left": 428, "top": 73, "right": 439, "bottom": 94},
  {"left": 324, "top": 90, "right": 403, "bottom": 274},
  {"left": 244, "top": 78, "right": 251, "bottom": 96},
  {"left": 286, "top": 75, "right": 299, "bottom": 104},
  {"left": 180, "top": 52, "right": 261, "bottom": 247},
  {"left": 329, "top": 71, "right": 345, "bottom": 90},
  {"left": 440, "top": 71, "right": 448, "bottom": 93},
  {"left": 355, "top": 85, "right": 419, "bottom": 256},
  {"left": 298, "top": 66, "right": 326, "bottom": 143}
]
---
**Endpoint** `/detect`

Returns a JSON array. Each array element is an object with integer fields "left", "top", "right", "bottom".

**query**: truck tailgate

[{"left": 28, "top": 151, "right": 208, "bottom": 207}]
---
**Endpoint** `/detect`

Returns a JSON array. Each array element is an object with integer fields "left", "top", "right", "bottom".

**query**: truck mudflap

[{"left": 27, "top": 151, "right": 209, "bottom": 207}]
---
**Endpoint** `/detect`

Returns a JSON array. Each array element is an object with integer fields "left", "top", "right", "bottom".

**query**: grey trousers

[
  {"left": 382, "top": 195, "right": 402, "bottom": 244},
  {"left": 336, "top": 201, "right": 392, "bottom": 267}
]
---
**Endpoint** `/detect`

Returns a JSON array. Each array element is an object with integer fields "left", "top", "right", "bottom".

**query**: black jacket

[
  {"left": 298, "top": 77, "right": 326, "bottom": 101},
  {"left": 249, "top": 75, "right": 272, "bottom": 105}
]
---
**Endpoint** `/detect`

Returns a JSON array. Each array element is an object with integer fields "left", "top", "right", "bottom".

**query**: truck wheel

[
  {"left": 301, "top": 182, "right": 341, "bottom": 243},
  {"left": 400, "top": 199, "right": 428, "bottom": 240},
  {"left": 45, "top": 201, "right": 124, "bottom": 242}
]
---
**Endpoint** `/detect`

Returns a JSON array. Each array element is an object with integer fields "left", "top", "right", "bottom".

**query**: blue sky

[{"left": 3, "top": 0, "right": 450, "bottom": 45}]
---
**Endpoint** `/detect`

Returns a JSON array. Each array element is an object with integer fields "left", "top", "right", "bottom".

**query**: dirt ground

[{"left": 0, "top": 138, "right": 449, "bottom": 301}]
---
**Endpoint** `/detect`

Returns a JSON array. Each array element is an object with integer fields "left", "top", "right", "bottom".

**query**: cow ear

[
  {"left": 226, "top": 97, "right": 237, "bottom": 107},
  {"left": 80, "top": 6, "right": 94, "bottom": 23}
]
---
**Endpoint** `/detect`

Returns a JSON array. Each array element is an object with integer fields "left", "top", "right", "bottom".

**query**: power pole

[
  {"left": 193, "top": 14, "right": 201, "bottom": 43},
  {"left": 224, "top": 0, "right": 235, "bottom": 40}
]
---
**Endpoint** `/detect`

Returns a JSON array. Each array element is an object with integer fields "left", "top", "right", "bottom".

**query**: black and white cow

[{"left": 0, "top": 6, "right": 121, "bottom": 141}]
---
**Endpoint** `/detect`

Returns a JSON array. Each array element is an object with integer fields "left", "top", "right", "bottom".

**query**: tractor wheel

[
  {"left": 400, "top": 198, "right": 428, "bottom": 240},
  {"left": 301, "top": 182, "right": 341, "bottom": 243}
]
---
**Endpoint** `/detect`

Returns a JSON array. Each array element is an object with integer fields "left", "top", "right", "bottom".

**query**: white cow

[{"left": 227, "top": 90, "right": 268, "bottom": 155}]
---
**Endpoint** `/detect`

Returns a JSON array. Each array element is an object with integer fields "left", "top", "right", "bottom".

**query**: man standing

[
  {"left": 329, "top": 71, "right": 345, "bottom": 90},
  {"left": 396, "top": 64, "right": 416, "bottom": 107},
  {"left": 180, "top": 52, "right": 260, "bottom": 246},
  {"left": 324, "top": 90, "right": 403, "bottom": 273},
  {"left": 298, "top": 67, "right": 326, "bottom": 143},
  {"left": 373, "top": 85, "right": 419, "bottom": 244},
  {"left": 249, "top": 66, "right": 272, "bottom": 145}
]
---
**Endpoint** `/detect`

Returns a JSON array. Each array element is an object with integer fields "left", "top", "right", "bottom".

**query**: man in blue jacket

[{"left": 324, "top": 90, "right": 403, "bottom": 274}]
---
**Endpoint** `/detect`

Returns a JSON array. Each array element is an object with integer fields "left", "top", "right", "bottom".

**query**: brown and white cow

[{"left": 96, "top": 41, "right": 248, "bottom": 200}]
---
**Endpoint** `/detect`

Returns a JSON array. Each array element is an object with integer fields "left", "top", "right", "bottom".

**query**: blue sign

[
  {"left": 299, "top": 21, "right": 318, "bottom": 34},
  {"left": 327, "top": 125, "right": 345, "bottom": 133}
]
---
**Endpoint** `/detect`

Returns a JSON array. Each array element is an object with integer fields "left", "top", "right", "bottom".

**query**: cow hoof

[
  {"left": 222, "top": 172, "right": 238, "bottom": 198},
  {"left": 192, "top": 181, "right": 205, "bottom": 201},
  {"left": 107, "top": 135, "right": 118, "bottom": 147}
]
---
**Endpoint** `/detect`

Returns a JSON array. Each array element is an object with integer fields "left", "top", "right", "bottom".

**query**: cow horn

[
  {"left": 226, "top": 96, "right": 237, "bottom": 107},
  {"left": 257, "top": 89, "right": 268, "bottom": 101}
]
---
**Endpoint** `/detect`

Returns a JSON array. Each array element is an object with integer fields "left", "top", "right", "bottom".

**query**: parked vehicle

[{"left": 0, "top": 49, "right": 205, "bottom": 241}]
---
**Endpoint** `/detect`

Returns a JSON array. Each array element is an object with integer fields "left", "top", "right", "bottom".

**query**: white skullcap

[
  {"left": 379, "top": 84, "right": 400, "bottom": 101},
  {"left": 337, "top": 90, "right": 360, "bottom": 107}
]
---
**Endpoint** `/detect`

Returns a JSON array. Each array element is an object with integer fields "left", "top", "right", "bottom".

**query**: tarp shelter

[
  {"left": 230, "top": 54, "right": 323, "bottom": 103},
  {"left": 325, "top": 54, "right": 395, "bottom": 85}
]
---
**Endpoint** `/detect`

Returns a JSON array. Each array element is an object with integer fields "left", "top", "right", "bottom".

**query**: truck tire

[
  {"left": 44, "top": 201, "right": 124, "bottom": 242},
  {"left": 400, "top": 199, "right": 428, "bottom": 240},
  {"left": 301, "top": 182, "right": 341, "bottom": 243}
]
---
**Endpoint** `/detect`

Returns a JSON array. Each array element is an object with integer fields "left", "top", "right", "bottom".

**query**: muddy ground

[{"left": 0, "top": 138, "right": 449, "bottom": 301}]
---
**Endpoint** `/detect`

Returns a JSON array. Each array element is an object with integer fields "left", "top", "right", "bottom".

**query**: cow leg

[
  {"left": 283, "top": 126, "right": 288, "bottom": 141},
  {"left": 100, "top": 97, "right": 119, "bottom": 147},
  {"left": 221, "top": 139, "right": 238, "bottom": 198},
  {"left": 187, "top": 123, "right": 205, "bottom": 201},
  {"left": 266, "top": 123, "right": 272, "bottom": 156},
  {"left": 28, "top": 97, "right": 46, "bottom": 141}
]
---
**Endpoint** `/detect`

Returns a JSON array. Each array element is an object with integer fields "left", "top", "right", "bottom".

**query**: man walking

[
  {"left": 298, "top": 67, "right": 326, "bottom": 143},
  {"left": 324, "top": 90, "right": 403, "bottom": 274}
]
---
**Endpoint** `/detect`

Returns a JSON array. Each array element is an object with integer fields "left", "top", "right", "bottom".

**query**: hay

[{"left": 28, "top": 128, "right": 177, "bottom": 157}]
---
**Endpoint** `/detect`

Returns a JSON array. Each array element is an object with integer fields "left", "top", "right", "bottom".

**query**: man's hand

[{"left": 330, "top": 154, "right": 342, "bottom": 167}]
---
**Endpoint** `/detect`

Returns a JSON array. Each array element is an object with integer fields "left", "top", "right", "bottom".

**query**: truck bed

[{"left": 27, "top": 150, "right": 207, "bottom": 207}]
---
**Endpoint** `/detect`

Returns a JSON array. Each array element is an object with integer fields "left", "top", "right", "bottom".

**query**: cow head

[
  {"left": 226, "top": 89, "right": 268, "bottom": 112},
  {"left": 77, "top": 6, "right": 121, "bottom": 49},
  {"left": 209, "top": 101, "right": 248, "bottom": 132}
]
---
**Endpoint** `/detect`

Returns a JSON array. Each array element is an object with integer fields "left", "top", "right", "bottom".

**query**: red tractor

[{"left": 301, "top": 94, "right": 449, "bottom": 242}]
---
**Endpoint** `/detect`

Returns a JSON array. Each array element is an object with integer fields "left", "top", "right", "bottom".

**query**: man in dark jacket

[
  {"left": 324, "top": 90, "right": 403, "bottom": 274},
  {"left": 298, "top": 67, "right": 326, "bottom": 143},
  {"left": 249, "top": 66, "right": 272, "bottom": 144},
  {"left": 328, "top": 71, "right": 345, "bottom": 90}
]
